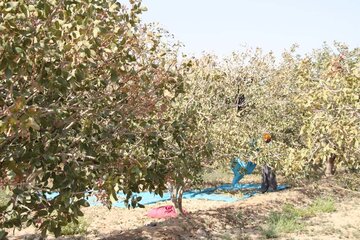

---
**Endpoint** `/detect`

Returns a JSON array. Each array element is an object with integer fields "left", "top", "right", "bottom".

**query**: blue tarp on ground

[
  {"left": 46, "top": 183, "right": 287, "bottom": 208},
  {"left": 84, "top": 183, "right": 287, "bottom": 208},
  {"left": 46, "top": 158, "right": 287, "bottom": 207}
]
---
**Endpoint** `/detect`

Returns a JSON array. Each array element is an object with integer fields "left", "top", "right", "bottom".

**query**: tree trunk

[
  {"left": 169, "top": 184, "right": 178, "bottom": 208},
  {"left": 325, "top": 154, "right": 336, "bottom": 176},
  {"left": 170, "top": 184, "right": 185, "bottom": 216},
  {"left": 177, "top": 186, "right": 184, "bottom": 215}
]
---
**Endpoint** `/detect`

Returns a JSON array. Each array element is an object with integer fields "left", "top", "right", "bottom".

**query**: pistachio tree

[
  {"left": 187, "top": 44, "right": 359, "bottom": 179},
  {"left": 184, "top": 49, "right": 295, "bottom": 168},
  {"left": 294, "top": 43, "right": 360, "bottom": 176},
  {"left": 0, "top": 0, "right": 182, "bottom": 236}
]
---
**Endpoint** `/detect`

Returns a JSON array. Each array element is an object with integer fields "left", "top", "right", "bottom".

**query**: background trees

[
  {"left": 293, "top": 43, "right": 360, "bottom": 176},
  {"left": 186, "top": 44, "right": 359, "bottom": 179}
]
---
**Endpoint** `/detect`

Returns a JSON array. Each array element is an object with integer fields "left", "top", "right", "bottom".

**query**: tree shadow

[
  {"left": 8, "top": 178, "right": 357, "bottom": 240},
  {"left": 94, "top": 180, "right": 357, "bottom": 240},
  {"left": 92, "top": 191, "right": 305, "bottom": 239}
]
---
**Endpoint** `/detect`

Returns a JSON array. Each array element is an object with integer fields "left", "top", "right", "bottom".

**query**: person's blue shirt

[{"left": 231, "top": 158, "right": 257, "bottom": 185}]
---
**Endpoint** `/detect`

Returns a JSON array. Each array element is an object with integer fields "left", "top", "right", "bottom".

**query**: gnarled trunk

[{"left": 325, "top": 154, "right": 336, "bottom": 176}]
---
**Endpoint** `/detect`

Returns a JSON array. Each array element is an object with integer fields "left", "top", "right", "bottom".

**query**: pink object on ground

[{"left": 146, "top": 205, "right": 187, "bottom": 218}]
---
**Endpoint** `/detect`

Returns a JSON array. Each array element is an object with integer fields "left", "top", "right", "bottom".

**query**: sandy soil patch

[{"left": 6, "top": 178, "right": 360, "bottom": 240}]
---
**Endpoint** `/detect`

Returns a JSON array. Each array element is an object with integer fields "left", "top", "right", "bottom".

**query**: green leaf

[
  {"left": 5, "top": 2, "right": 19, "bottom": 11},
  {"left": 37, "top": 210, "right": 48, "bottom": 217},
  {"left": 6, "top": 202, "right": 14, "bottom": 212},
  {"left": 54, "top": 226, "right": 61, "bottom": 238},
  {"left": 93, "top": 27, "right": 100, "bottom": 38},
  {"left": 26, "top": 220, "right": 33, "bottom": 227},
  {"left": 26, "top": 117, "right": 40, "bottom": 131},
  {"left": 77, "top": 199, "right": 90, "bottom": 207},
  {"left": 15, "top": 47, "right": 24, "bottom": 54},
  {"left": 0, "top": 230, "right": 8, "bottom": 240},
  {"left": 110, "top": 69, "right": 119, "bottom": 82},
  {"left": 5, "top": 67, "right": 12, "bottom": 79}
]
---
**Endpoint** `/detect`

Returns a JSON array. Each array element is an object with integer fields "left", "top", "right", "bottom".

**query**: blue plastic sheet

[
  {"left": 45, "top": 158, "right": 287, "bottom": 208},
  {"left": 83, "top": 183, "right": 288, "bottom": 208},
  {"left": 45, "top": 183, "right": 287, "bottom": 208}
]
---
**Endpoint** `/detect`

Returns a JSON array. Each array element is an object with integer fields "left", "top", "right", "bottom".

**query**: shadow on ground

[
  {"left": 93, "top": 178, "right": 358, "bottom": 240},
  {"left": 8, "top": 177, "right": 359, "bottom": 240}
]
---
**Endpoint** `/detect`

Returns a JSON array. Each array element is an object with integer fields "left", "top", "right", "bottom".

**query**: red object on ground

[{"left": 146, "top": 205, "right": 187, "bottom": 219}]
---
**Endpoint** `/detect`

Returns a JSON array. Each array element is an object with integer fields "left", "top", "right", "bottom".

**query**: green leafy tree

[
  {"left": 294, "top": 43, "right": 360, "bottom": 176},
  {"left": 0, "top": 0, "right": 183, "bottom": 236},
  {"left": 156, "top": 59, "right": 214, "bottom": 215},
  {"left": 186, "top": 44, "right": 359, "bottom": 180}
]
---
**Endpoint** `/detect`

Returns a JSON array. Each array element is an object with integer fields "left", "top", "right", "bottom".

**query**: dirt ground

[{"left": 6, "top": 177, "right": 360, "bottom": 240}]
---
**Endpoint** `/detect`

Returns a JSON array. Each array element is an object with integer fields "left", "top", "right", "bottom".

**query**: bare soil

[{"left": 7, "top": 177, "right": 360, "bottom": 240}]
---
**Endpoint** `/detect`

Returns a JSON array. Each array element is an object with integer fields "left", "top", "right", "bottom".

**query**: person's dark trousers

[{"left": 261, "top": 165, "right": 277, "bottom": 193}]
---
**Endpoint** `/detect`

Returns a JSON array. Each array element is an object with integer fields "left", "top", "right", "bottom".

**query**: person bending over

[{"left": 260, "top": 133, "right": 277, "bottom": 193}]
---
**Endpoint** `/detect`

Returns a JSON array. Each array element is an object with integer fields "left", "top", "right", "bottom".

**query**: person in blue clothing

[
  {"left": 260, "top": 133, "right": 278, "bottom": 193},
  {"left": 230, "top": 132, "right": 277, "bottom": 192},
  {"left": 231, "top": 158, "right": 257, "bottom": 186},
  {"left": 234, "top": 93, "right": 277, "bottom": 193}
]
